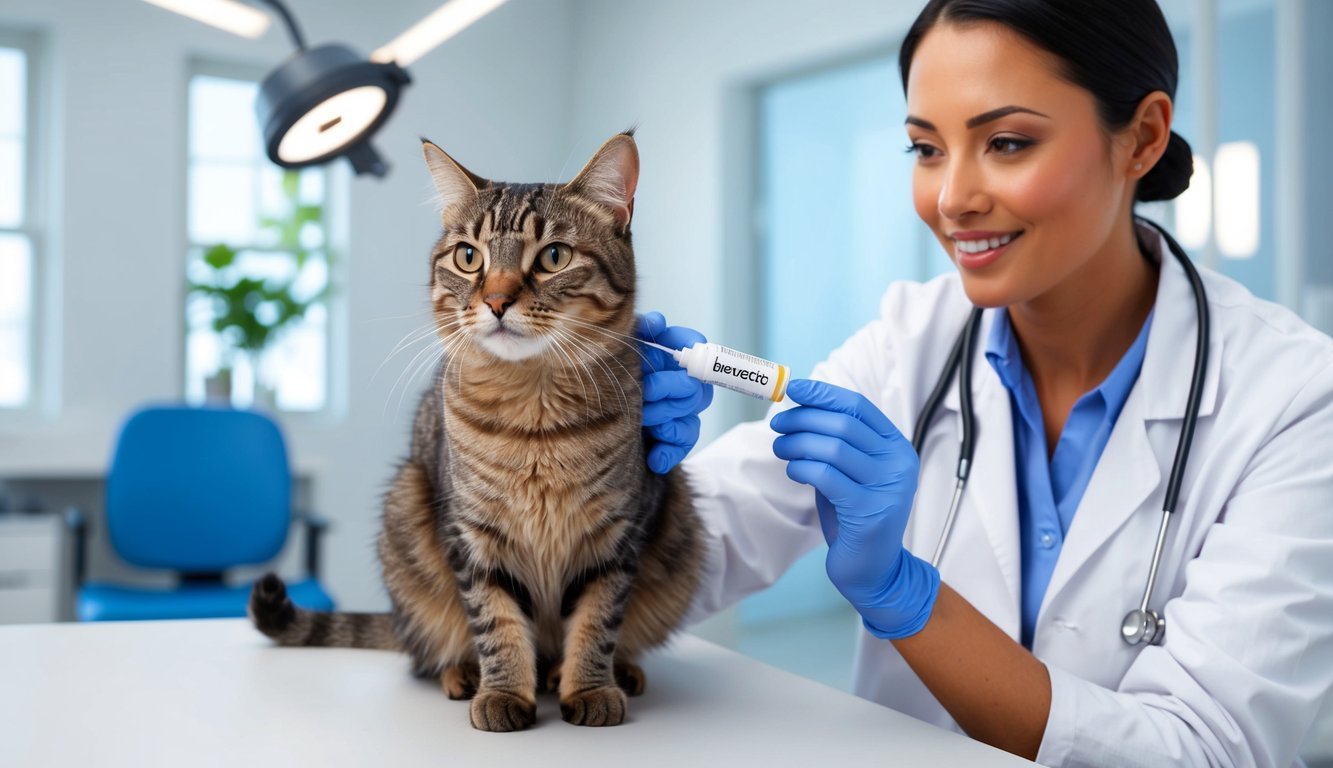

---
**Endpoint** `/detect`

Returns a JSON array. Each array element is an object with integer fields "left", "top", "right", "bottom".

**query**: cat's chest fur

[{"left": 439, "top": 359, "right": 642, "bottom": 607}]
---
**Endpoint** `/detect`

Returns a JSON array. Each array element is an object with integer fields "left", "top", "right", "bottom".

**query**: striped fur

[{"left": 249, "top": 133, "right": 704, "bottom": 731}]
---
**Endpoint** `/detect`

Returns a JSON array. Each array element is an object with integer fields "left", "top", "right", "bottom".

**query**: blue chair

[{"left": 71, "top": 404, "right": 334, "bottom": 621}]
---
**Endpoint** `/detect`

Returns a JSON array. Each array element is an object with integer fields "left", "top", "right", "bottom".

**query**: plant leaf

[
  {"left": 204, "top": 243, "right": 235, "bottom": 270},
  {"left": 282, "top": 170, "right": 300, "bottom": 200}
]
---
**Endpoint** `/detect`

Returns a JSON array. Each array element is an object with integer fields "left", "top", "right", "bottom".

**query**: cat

[{"left": 249, "top": 131, "right": 704, "bottom": 732}]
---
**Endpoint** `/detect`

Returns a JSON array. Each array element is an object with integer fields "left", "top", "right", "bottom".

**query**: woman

[{"left": 638, "top": 0, "right": 1333, "bottom": 765}]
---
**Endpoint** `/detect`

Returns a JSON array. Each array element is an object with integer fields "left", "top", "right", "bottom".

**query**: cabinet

[{"left": 0, "top": 513, "right": 68, "bottom": 624}]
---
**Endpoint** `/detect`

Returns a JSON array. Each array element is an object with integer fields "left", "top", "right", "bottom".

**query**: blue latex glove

[
  {"left": 636, "top": 312, "right": 714, "bottom": 474},
  {"left": 770, "top": 378, "right": 939, "bottom": 639}
]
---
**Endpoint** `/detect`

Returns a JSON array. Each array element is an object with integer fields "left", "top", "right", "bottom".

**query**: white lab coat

[{"left": 683, "top": 225, "right": 1333, "bottom": 767}]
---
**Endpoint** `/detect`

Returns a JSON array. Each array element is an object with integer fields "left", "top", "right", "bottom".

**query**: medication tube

[{"left": 645, "top": 341, "right": 790, "bottom": 402}]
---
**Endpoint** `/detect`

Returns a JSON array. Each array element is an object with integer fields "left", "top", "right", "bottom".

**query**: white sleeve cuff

[{"left": 1035, "top": 663, "right": 1081, "bottom": 767}]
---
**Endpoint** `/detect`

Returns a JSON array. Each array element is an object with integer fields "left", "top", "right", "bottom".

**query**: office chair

[{"left": 70, "top": 404, "right": 335, "bottom": 621}]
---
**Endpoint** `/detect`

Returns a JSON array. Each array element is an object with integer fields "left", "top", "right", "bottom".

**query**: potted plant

[{"left": 190, "top": 171, "right": 327, "bottom": 407}]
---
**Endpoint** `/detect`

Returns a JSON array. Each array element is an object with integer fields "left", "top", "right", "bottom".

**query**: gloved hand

[
  {"left": 770, "top": 378, "right": 939, "bottom": 639},
  {"left": 637, "top": 312, "right": 714, "bottom": 474}
]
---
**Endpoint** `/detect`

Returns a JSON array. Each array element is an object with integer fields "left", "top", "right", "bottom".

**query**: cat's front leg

[
  {"left": 451, "top": 543, "right": 539, "bottom": 732},
  {"left": 558, "top": 566, "right": 634, "bottom": 726}
]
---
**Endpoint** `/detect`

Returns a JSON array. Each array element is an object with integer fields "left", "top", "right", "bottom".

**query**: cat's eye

[
  {"left": 453, "top": 243, "right": 483, "bottom": 274},
  {"left": 536, "top": 243, "right": 574, "bottom": 273}
]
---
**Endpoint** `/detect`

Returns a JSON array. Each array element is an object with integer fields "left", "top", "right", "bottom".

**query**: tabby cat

[{"left": 249, "top": 132, "right": 704, "bottom": 732}]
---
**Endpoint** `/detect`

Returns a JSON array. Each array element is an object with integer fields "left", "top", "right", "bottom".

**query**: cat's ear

[
  {"left": 568, "top": 132, "right": 639, "bottom": 229},
  {"left": 421, "top": 139, "right": 488, "bottom": 214}
]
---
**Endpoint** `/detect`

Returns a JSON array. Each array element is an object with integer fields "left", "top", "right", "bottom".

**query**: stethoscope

[{"left": 911, "top": 217, "right": 1210, "bottom": 647}]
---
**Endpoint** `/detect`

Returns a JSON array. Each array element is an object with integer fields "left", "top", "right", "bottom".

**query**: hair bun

[{"left": 1137, "top": 131, "right": 1194, "bottom": 202}]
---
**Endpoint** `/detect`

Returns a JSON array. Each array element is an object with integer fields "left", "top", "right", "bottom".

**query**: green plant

[{"left": 189, "top": 171, "right": 327, "bottom": 384}]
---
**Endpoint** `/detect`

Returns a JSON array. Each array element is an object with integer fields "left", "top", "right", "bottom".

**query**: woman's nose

[{"left": 937, "top": 159, "right": 990, "bottom": 220}]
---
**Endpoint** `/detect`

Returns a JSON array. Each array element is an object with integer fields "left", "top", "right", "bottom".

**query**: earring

[{"left": 1135, "top": 163, "right": 1143, "bottom": 170}]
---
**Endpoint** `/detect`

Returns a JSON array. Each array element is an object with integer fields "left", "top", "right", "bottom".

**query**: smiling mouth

[{"left": 954, "top": 231, "right": 1023, "bottom": 253}]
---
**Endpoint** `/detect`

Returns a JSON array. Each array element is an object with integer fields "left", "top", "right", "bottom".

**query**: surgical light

[
  {"left": 145, "top": 0, "right": 511, "bottom": 178},
  {"left": 256, "top": 42, "right": 409, "bottom": 178}
]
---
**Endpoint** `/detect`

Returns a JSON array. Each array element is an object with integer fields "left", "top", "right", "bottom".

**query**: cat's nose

[{"left": 484, "top": 294, "right": 516, "bottom": 318}]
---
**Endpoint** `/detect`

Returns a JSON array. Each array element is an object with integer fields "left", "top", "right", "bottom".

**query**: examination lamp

[
  {"left": 256, "top": 42, "right": 409, "bottom": 177},
  {"left": 144, "top": 0, "right": 511, "bottom": 178}
]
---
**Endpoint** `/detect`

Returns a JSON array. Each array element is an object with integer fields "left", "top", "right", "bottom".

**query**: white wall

[
  {"left": 0, "top": 0, "right": 574, "bottom": 611},
  {"left": 566, "top": 0, "right": 924, "bottom": 435},
  {"left": 0, "top": 0, "right": 925, "bottom": 615}
]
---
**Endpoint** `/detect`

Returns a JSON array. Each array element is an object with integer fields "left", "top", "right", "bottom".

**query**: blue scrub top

[{"left": 984, "top": 307, "right": 1154, "bottom": 648}]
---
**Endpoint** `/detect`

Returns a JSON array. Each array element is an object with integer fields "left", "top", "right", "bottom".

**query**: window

[
  {"left": 756, "top": 53, "right": 947, "bottom": 384},
  {"left": 1163, "top": 0, "right": 1275, "bottom": 297},
  {"left": 0, "top": 36, "right": 37, "bottom": 409},
  {"left": 185, "top": 68, "right": 334, "bottom": 411},
  {"left": 739, "top": 50, "right": 947, "bottom": 689},
  {"left": 1160, "top": 0, "right": 1330, "bottom": 318}
]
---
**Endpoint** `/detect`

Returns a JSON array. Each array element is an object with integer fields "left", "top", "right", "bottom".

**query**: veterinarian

[{"left": 637, "top": 0, "right": 1333, "bottom": 764}]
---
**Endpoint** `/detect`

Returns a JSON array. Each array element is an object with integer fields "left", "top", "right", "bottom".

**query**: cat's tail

[{"left": 248, "top": 573, "right": 398, "bottom": 651}]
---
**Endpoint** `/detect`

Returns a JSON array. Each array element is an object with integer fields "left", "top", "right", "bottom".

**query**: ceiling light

[
  {"left": 148, "top": 0, "right": 510, "bottom": 179},
  {"left": 142, "top": 0, "right": 271, "bottom": 39},
  {"left": 371, "top": 0, "right": 509, "bottom": 68}
]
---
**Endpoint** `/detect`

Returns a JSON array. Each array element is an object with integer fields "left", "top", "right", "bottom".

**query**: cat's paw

[
  {"left": 469, "top": 689, "right": 536, "bottom": 732},
  {"left": 614, "top": 661, "right": 646, "bottom": 697},
  {"left": 442, "top": 663, "right": 480, "bottom": 700},
  {"left": 560, "top": 686, "right": 628, "bottom": 727}
]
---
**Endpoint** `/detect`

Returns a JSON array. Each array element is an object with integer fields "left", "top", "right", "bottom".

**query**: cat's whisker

[
  {"left": 563, "top": 327, "right": 653, "bottom": 384},
  {"left": 383, "top": 342, "right": 438, "bottom": 418},
  {"left": 541, "top": 312, "right": 656, "bottom": 369},
  {"left": 448, "top": 331, "right": 472, "bottom": 396},
  {"left": 365, "top": 309, "right": 433, "bottom": 323},
  {"left": 552, "top": 328, "right": 632, "bottom": 414},
  {"left": 385, "top": 335, "right": 449, "bottom": 420},
  {"left": 438, "top": 329, "right": 471, "bottom": 386},
  {"left": 563, "top": 326, "right": 641, "bottom": 388},
  {"left": 371, "top": 318, "right": 461, "bottom": 386},
  {"left": 560, "top": 331, "right": 632, "bottom": 418},
  {"left": 553, "top": 329, "right": 616, "bottom": 418},
  {"left": 540, "top": 310, "right": 639, "bottom": 342},
  {"left": 388, "top": 351, "right": 440, "bottom": 421},
  {"left": 384, "top": 319, "right": 450, "bottom": 356},
  {"left": 541, "top": 336, "right": 594, "bottom": 421},
  {"left": 578, "top": 345, "right": 635, "bottom": 414},
  {"left": 386, "top": 324, "right": 465, "bottom": 419},
  {"left": 551, "top": 325, "right": 650, "bottom": 370},
  {"left": 548, "top": 147, "right": 578, "bottom": 197},
  {"left": 544, "top": 331, "right": 600, "bottom": 418}
]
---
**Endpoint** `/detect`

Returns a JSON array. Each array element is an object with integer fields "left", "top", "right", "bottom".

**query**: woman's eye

[
  {"left": 453, "top": 244, "right": 482, "bottom": 273},
  {"left": 537, "top": 243, "right": 574, "bottom": 273},
  {"left": 905, "top": 142, "right": 938, "bottom": 159},
  {"left": 991, "top": 137, "right": 1033, "bottom": 154}
]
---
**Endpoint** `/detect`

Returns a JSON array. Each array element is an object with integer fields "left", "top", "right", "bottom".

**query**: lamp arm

[{"left": 253, "top": 0, "right": 307, "bottom": 51}]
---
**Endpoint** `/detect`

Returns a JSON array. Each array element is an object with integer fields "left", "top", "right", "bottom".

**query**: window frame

[
  {"left": 183, "top": 58, "right": 343, "bottom": 417},
  {"left": 0, "top": 27, "right": 46, "bottom": 414}
]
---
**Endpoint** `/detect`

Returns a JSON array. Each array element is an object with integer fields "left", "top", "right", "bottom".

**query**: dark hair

[{"left": 898, "top": 0, "right": 1192, "bottom": 202}]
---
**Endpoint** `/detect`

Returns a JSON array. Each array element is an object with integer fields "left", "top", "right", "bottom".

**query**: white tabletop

[{"left": 0, "top": 619, "right": 1036, "bottom": 767}]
